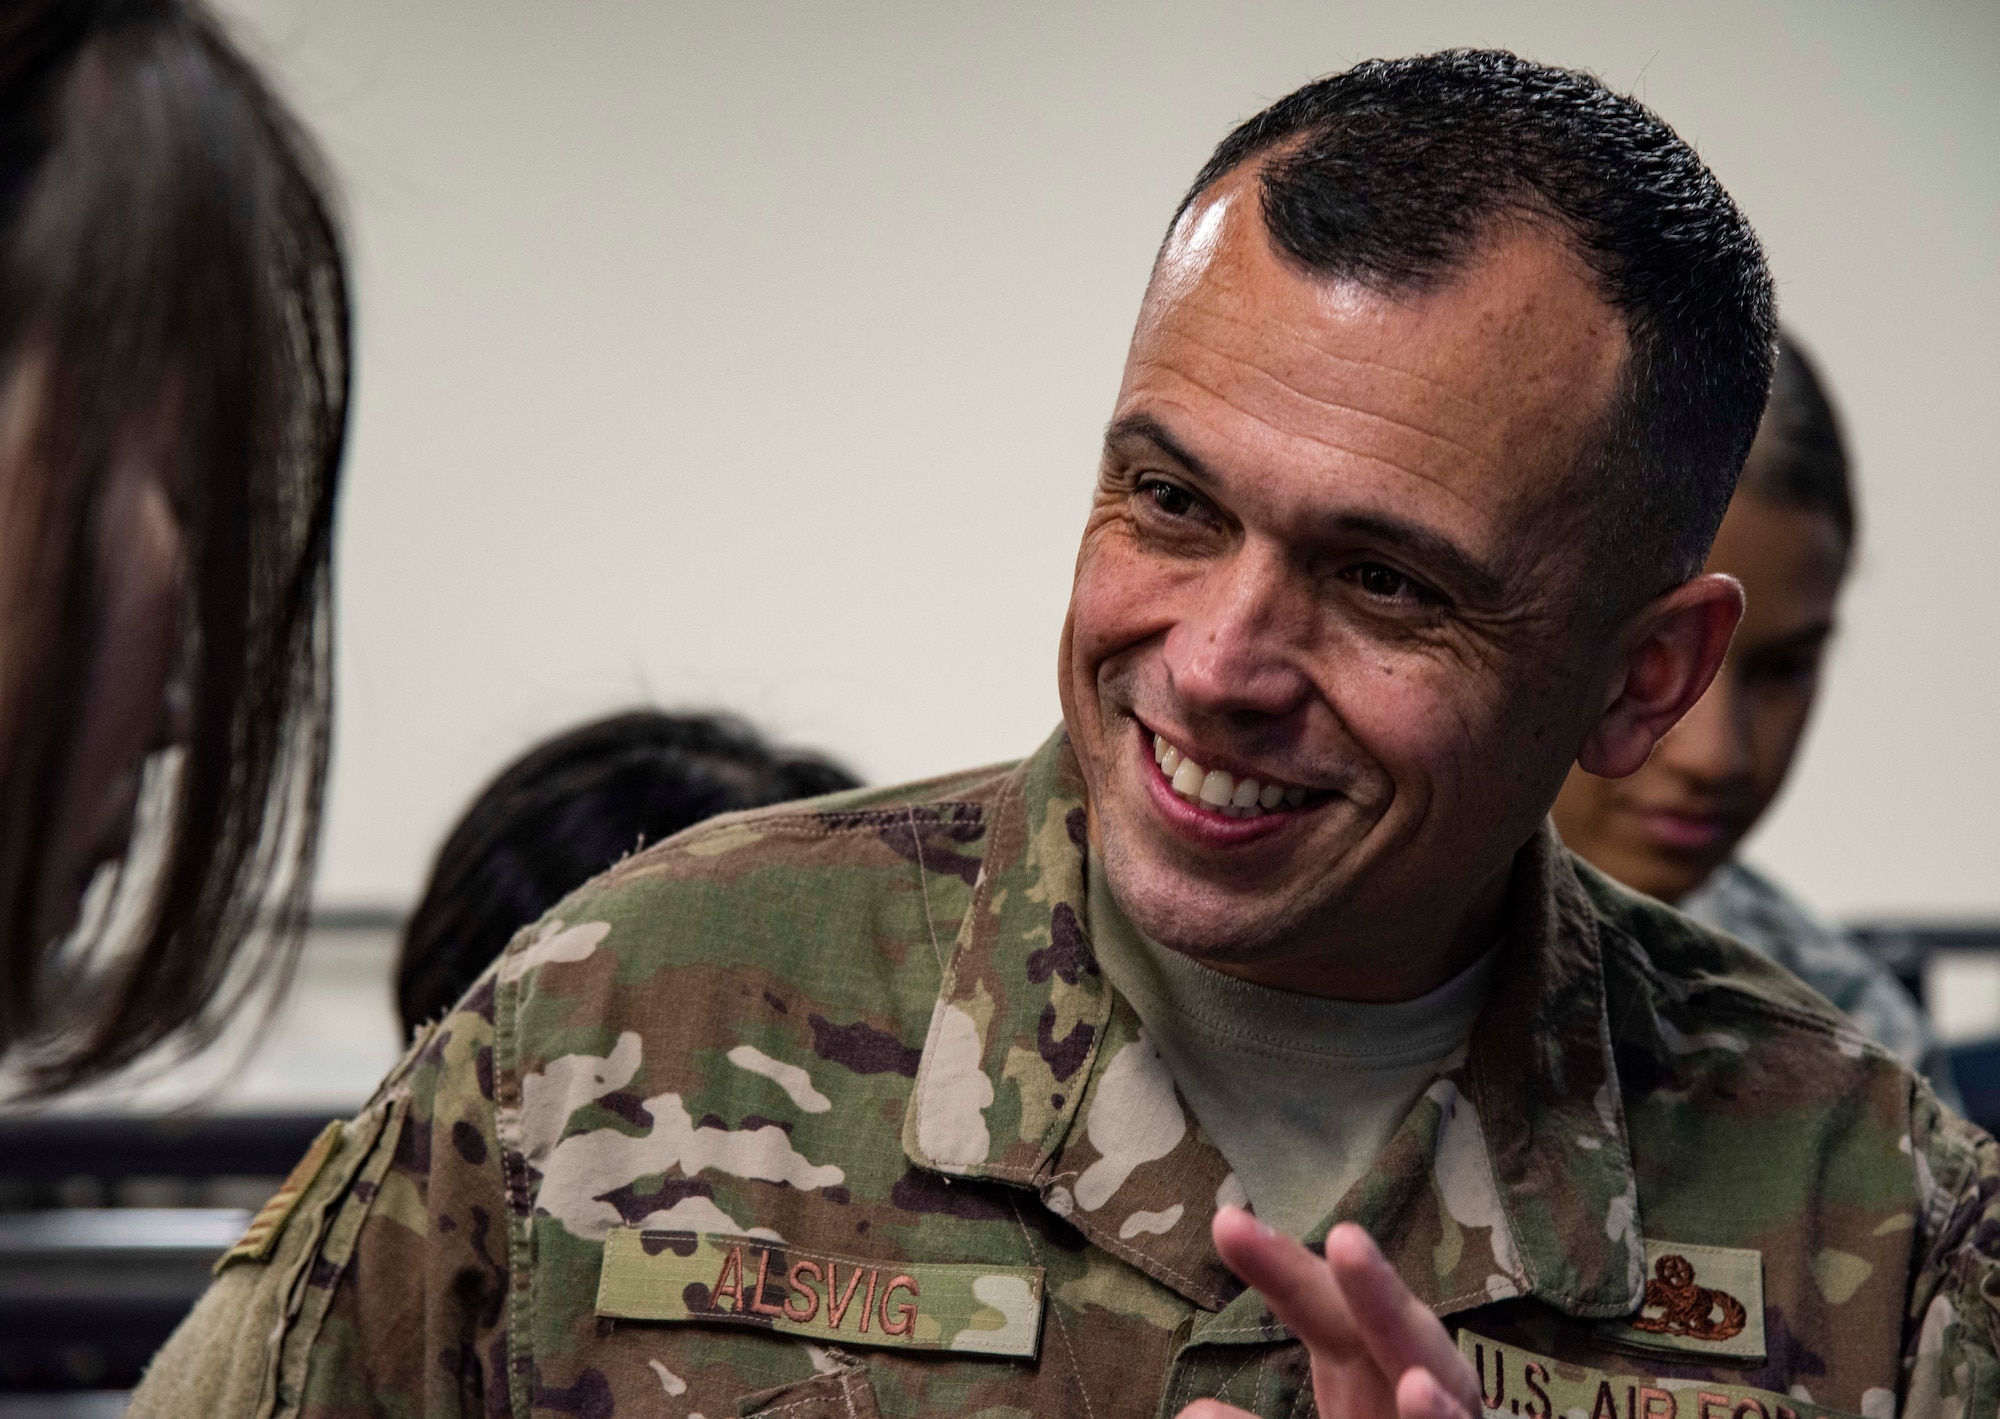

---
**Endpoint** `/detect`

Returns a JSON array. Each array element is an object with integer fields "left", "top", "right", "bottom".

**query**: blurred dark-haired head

[
  {"left": 1739, "top": 333, "right": 1855, "bottom": 556},
  {"left": 395, "top": 712, "right": 860, "bottom": 1036},
  {"left": 0, "top": 0, "right": 347, "bottom": 1093}
]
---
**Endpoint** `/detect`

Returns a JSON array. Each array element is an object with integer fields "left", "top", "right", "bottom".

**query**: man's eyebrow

[
  {"left": 1103, "top": 414, "right": 1220, "bottom": 487},
  {"left": 1322, "top": 511, "right": 1505, "bottom": 603}
]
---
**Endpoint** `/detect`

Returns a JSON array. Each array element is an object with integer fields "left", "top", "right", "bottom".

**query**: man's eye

[
  {"left": 1353, "top": 562, "right": 1420, "bottom": 601},
  {"left": 1145, "top": 480, "right": 1195, "bottom": 517}
]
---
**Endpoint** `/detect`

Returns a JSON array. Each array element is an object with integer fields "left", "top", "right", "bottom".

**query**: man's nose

[
  {"left": 1655, "top": 668, "right": 1750, "bottom": 786},
  {"left": 1160, "top": 546, "right": 1314, "bottom": 719}
]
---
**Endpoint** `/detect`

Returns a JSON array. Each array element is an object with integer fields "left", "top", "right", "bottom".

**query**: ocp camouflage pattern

[{"left": 130, "top": 730, "right": 2000, "bottom": 1419}]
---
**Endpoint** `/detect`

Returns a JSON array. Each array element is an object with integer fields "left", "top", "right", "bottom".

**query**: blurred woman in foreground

[{"left": 0, "top": 0, "right": 347, "bottom": 1094}]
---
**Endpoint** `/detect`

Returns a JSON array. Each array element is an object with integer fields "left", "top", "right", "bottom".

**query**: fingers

[
  {"left": 1210, "top": 1206, "right": 1367, "bottom": 1363},
  {"left": 1209, "top": 1208, "right": 1478, "bottom": 1419},
  {"left": 1325, "top": 1223, "right": 1482, "bottom": 1415},
  {"left": 1397, "top": 1364, "right": 1477, "bottom": 1419},
  {"left": 1176, "top": 1404, "right": 1259, "bottom": 1419},
  {"left": 1213, "top": 1207, "right": 1401, "bottom": 1419}
]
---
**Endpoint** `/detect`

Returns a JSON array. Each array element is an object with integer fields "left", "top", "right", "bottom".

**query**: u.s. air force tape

[
  {"left": 1457, "top": 1330, "right": 1865, "bottom": 1419},
  {"left": 596, "top": 1229, "right": 1045, "bottom": 1359}
]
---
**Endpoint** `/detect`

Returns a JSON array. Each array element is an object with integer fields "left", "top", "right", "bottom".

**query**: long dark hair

[{"left": 0, "top": 0, "right": 347, "bottom": 1092}]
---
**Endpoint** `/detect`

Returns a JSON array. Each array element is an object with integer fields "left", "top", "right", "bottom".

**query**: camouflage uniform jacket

[
  {"left": 131, "top": 730, "right": 2000, "bottom": 1419},
  {"left": 1679, "top": 859, "right": 1962, "bottom": 1110}
]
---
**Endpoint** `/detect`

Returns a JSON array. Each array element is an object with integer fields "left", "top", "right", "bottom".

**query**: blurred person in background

[
  {"left": 396, "top": 710, "right": 859, "bottom": 1036},
  {"left": 0, "top": 0, "right": 347, "bottom": 1095},
  {"left": 1551, "top": 333, "right": 1958, "bottom": 1102}
]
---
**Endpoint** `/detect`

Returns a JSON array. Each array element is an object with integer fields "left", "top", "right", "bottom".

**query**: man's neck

[{"left": 1192, "top": 861, "right": 1515, "bottom": 1003}]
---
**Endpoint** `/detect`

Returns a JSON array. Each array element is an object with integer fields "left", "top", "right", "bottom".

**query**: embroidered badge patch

[
  {"left": 214, "top": 1119, "right": 343, "bottom": 1274},
  {"left": 595, "top": 1229, "right": 1045, "bottom": 1359},
  {"left": 1598, "top": 1240, "right": 1766, "bottom": 1362},
  {"left": 1459, "top": 1330, "right": 1863, "bottom": 1419}
]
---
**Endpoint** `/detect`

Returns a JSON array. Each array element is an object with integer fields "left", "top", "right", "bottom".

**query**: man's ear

[{"left": 1577, "top": 573, "right": 1743, "bottom": 779}]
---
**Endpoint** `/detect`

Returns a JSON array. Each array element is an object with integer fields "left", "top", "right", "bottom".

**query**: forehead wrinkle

[
  {"left": 1124, "top": 352, "right": 1495, "bottom": 507},
  {"left": 1146, "top": 222, "right": 1627, "bottom": 479},
  {"left": 1146, "top": 300, "right": 1511, "bottom": 472},
  {"left": 1166, "top": 285, "right": 1504, "bottom": 429},
  {"left": 1122, "top": 365, "right": 1539, "bottom": 562},
  {"left": 1148, "top": 317, "right": 1497, "bottom": 470}
]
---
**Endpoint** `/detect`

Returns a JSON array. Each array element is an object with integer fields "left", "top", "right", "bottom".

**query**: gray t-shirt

[{"left": 1086, "top": 855, "right": 1498, "bottom": 1240}]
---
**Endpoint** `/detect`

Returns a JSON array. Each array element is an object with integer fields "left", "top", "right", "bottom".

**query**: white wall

[{"left": 213, "top": 0, "right": 2000, "bottom": 920}]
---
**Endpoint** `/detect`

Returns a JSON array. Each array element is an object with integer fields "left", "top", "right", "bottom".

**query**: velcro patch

[
  {"left": 596, "top": 1229, "right": 1044, "bottom": 1359},
  {"left": 1458, "top": 1331, "right": 1862, "bottom": 1419},
  {"left": 214, "top": 1119, "right": 343, "bottom": 1274},
  {"left": 1598, "top": 1240, "right": 1766, "bottom": 1363}
]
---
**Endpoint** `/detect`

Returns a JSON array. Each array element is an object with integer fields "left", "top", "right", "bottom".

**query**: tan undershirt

[{"left": 1086, "top": 853, "right": 1498, "bottom": 1240}]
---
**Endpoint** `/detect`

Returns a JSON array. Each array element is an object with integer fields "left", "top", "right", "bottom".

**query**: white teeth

[{"left": 1150, "top": 731, "right": 1319, "bottom": 819}]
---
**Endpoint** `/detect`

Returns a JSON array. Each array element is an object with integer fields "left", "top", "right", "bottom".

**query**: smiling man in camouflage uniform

[{"left": 134, "top": 50, "right": 1999, "bottom": 1419}]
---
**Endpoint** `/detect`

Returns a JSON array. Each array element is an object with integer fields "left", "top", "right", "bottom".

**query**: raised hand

[{"left": 1178, "top": 1208, "right": 1483, "bottom": 1419}]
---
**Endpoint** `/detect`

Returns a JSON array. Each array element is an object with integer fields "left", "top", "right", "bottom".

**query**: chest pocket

[{"left": 735, "top": 1350, "right": 882, "bottom": 1419}]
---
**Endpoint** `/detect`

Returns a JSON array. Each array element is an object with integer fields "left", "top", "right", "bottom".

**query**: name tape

[
  {"left": 596, "top": 1229, "right": 1045, "bottom": 1359},
  {"left": 1458, "top": 1330, "right": 1863, "bottom": 1419}
]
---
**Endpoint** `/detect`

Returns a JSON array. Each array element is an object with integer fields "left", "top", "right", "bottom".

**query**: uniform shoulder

[
  {"left": 485, "top": 758, "right": 1017, "bottom": 996},
  {"left": 1569, "top": 850, "right": 1854, "bottom": 1036},
  {"left": 782, "top": 759, "right": 1021, "bottom": 816},
  {"left": 564, "top": 758, "right": 1015, "bottom": 896}
]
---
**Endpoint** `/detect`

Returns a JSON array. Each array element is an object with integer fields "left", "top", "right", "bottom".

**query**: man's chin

[{"left": 1097, "top": 841, "right": 1320, "bottom": 968}]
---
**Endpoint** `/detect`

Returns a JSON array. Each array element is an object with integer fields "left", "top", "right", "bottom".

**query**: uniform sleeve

[
  {"left": 128, "top": 973, "right": 514, "bottom": 1419},
  {"left": 1923, "top": 1051, "right": 1968, "bottom": 1120},
  {"left": 1902, "top": 1079, "right": 2000, "bottom": 1419}
]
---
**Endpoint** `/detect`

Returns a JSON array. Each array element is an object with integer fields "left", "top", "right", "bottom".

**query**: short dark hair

[
  {"left": 395, "top": 711, "right": 861, "bottom": 1036},
  {"left": 0, "top": 0, "right": 347, "bottom": 1093},
  {"left": 1739, "top": 331, "right": 1854, "bottom": 554},
  {"left": 1176, "top": 50, "right": 1776, "bottom": 602}
]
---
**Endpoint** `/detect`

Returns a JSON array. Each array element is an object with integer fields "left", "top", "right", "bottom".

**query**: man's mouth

[{"left": 1149, "top": 732, "right": 1325, "bottom": 820}]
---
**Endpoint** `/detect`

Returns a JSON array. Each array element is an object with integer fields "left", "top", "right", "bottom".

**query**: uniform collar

[{"left": 903, "top": 730, "right": 1645, "bottom": 1320}]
